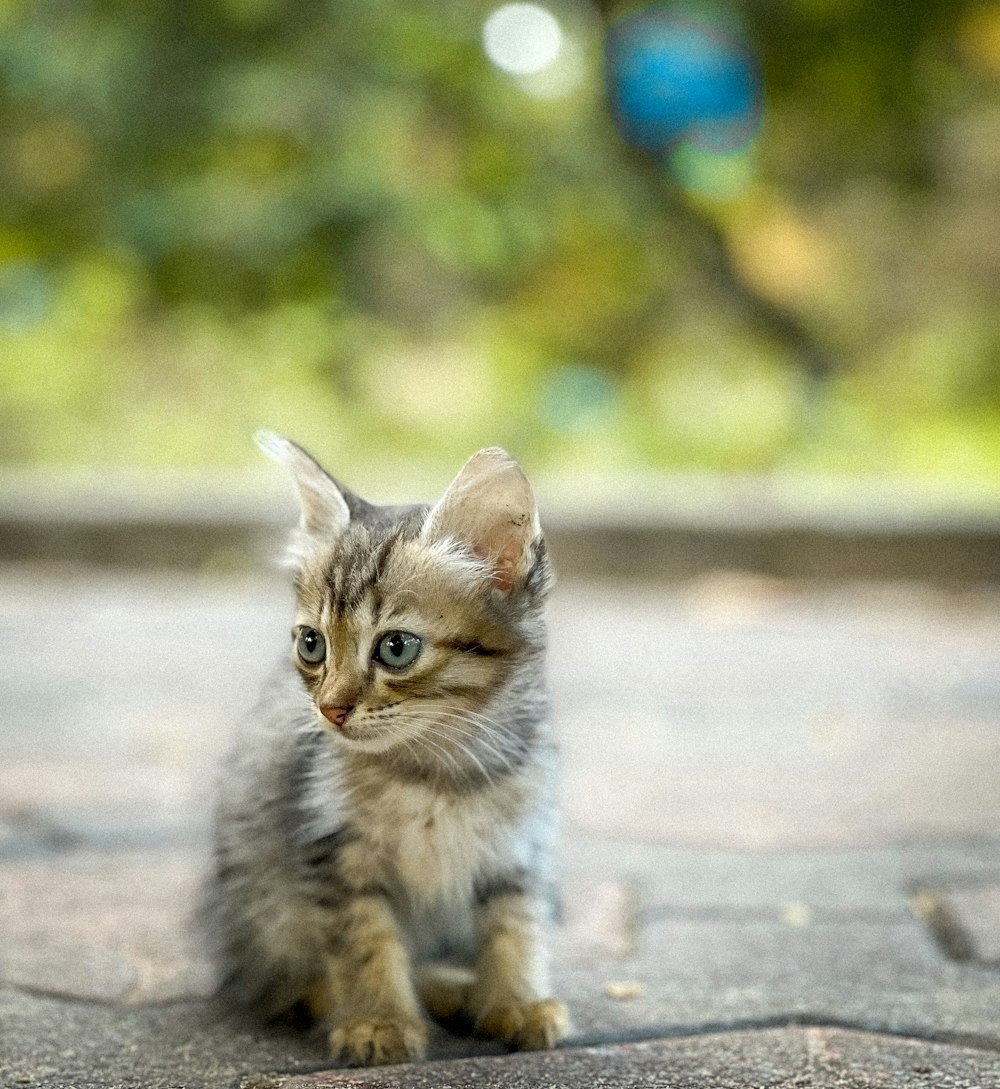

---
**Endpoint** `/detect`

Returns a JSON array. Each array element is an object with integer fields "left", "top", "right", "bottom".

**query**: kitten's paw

[
  {"left": 476, "top": 998, "right": 570, "bottom": 1051},
  {"left": 329, "top": 1016, "right": 427, "bottom": 1066}
]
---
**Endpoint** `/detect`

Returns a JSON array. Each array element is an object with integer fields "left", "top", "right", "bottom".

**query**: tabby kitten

[{"left": 204, "top": 433, "right": 568, "bottom": 1067}]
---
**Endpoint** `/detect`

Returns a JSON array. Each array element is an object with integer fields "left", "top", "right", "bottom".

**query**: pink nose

[{"left": 321, "top": 705, "right": 355, "bottom": 728}]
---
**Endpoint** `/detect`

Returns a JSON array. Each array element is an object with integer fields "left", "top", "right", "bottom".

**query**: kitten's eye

[
  {"left": 374, "top": 631, "right": 421, "bottom": 671},
  {"left": 295, "top": 627, "right": 326, "bottom": 665}
]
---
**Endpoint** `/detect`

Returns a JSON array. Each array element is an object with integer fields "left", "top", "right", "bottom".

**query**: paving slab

[
  {"left": 266, "top": 1029, "right": 1000, "bottom": 1089},
  {"left": 0, "top": 990, "right": 507, "bottom": 1089},
  {"left": 562, "top": 836, "right": 1000, "bottom": 919},
  {"left": 557, "top": 914, "right": 1000, "bottom": 1045},
  {"left": 553, "top": 579, "right": 1000, "bottom": 848},
  {"left": 0, "top": 849, "right": 211, "bottom": 1005}
]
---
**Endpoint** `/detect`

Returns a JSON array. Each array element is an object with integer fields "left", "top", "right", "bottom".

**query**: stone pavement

[{"left": 2, "top": 566, "right": 1000, "bottom": 1087}]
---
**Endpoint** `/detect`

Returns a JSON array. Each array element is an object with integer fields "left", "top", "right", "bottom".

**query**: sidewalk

[{"left": 2, "top": 567, "right": 999, "bottom": 1087}]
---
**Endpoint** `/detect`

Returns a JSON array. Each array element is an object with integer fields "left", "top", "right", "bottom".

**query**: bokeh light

[
  {"left": 541, "top": 363, "right": 617, "bottom": 434},
  {"left": 606, "top": 6, "right": 761, "bottom": 195},
  {"left": 0, "top": 262, "right": 52, "bottom": 331},
  {"left": 483, "top": 3, "right": 563, "bottom": 77},
  {"left": 669, "top": 140, "right": 756, "bottom": 200}
]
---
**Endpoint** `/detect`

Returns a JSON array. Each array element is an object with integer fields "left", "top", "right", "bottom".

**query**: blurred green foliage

[{"left": 1, "top": 0, "right": 998, "bottom": 486}]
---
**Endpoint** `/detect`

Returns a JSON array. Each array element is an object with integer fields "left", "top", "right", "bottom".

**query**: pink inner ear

[
  {"left": 489, "top": 537, "right": 524, "bottom": 595},
  {"left": 426, "top": 449, "right": 536, "bottom": 594}
]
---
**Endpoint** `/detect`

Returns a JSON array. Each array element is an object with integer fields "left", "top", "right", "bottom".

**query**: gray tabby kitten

[{"left": 204, "top": 433, "right": 568, "bottom": 1067}]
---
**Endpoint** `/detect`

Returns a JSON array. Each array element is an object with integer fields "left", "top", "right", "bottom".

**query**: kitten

[{"left": 203, "top": 433, "right": 568, "bottom": 1067}]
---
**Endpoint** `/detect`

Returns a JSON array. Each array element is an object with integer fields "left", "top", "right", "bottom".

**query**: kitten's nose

[{"left": 321, "top": 704, "right": 355, "bottom": 729}]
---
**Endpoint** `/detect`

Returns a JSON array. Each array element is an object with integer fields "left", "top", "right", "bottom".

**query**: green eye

[
  {"left": 374, "top": 631, "right": 422, "bottom": 670},
  {"left": 295, "top": 627, "right": 326, "bottom": 665}
]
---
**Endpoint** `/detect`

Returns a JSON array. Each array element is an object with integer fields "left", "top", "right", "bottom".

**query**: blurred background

[{"left": 1, "top": 0, "right": 999, "bottom": 504}]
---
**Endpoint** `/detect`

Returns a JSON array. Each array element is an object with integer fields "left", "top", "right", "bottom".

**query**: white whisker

[
  {"left": 408, "top": 708, "right": 526, "bottom": 765},
  {"left": 401, "top": 723, "right": 470, "bottom": 783},
  {"left": 428, "top": 717, "right": 517, "bottom": 766},
  {"left": 398, "top": 715, "right": 498, "bottom": 785},
  {"left": 403, "top": 720, "right": 518, "bottom": 785},
  {"left": 418, "top": 725, "right": 495, "bottom": 785}
]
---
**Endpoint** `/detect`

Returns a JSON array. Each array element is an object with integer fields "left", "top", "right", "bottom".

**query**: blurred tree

[{"left": 0, "top": 0, "right": 997, "bottom": 482}]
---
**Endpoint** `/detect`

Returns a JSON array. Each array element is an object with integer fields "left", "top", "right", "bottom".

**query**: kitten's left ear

[
  {"left": 255, "top": 430, "right": 350, "bottom": 550},
  {"left": 421, "top": 447, "right": 541, "bottom": 595}
]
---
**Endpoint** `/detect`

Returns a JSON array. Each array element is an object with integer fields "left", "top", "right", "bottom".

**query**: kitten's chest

[{"left": 364, "top": 784, "right": 516, "bottom": 903}]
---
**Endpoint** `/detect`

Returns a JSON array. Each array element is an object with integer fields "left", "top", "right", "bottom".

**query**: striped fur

[{"left": 203, "top": 438, "right": 567, "bottom": 1066}]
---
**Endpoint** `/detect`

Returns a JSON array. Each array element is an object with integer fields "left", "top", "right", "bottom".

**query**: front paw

[
  {"left": 329, "top": 1016, "right": 427, "bottom": 1066},
  {"left": 477, "top": 998, "right": 569, "bottom": 1051}
]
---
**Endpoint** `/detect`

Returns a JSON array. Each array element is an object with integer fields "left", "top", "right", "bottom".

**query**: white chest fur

[{"left": 363, "top": 782, "right": 523, "bottom": 908}]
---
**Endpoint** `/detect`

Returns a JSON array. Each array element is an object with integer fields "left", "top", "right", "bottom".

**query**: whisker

[
  {"left": 394, "top": 705, "right": 511, "bottom": 749},
  {"left": 409, "top": 709, "right": 526, "bottom": 764},
  {"left": 401, "top": 724, "right": 471, "bottom": 784},
  {"left": 395, "top": 732, "right": 444, "bottom": 790},
  {"left": 415, "top": 724, "right": 495, "bottom": 785},
  {"left": 402, "top": 718, "right": 499, "bottom": 785},
  {"left": 367, "top": 697, "right": 532, "bottom": 786},
  {"left": 436, "top": 708, "right": 526, "bottom": 747},
  {"left": 429, "top": 720, "right": 517, "bottom": 767}
]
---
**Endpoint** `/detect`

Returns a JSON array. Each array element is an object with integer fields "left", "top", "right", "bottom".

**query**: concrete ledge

[
  {"left": 2, "top": 472, "right": 999, "bottom": 583},
  {"left": 550, "top": 520, "right": 1000, "bottom": 583}
]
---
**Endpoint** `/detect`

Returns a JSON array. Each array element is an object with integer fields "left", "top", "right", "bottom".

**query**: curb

[{"left": 2, "top": 474, "right": 999, "bottom": 583}]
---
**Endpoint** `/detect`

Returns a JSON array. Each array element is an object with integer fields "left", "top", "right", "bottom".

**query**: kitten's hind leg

[
  {"left": 416, "top": 963, "right": 476, "bottom": 1028},
  {"left": 417, "top": 896, "right": 570, "bottom": 1050},
  {"left": 302, "top": 978, "right": 332, "bottom": 1023}
]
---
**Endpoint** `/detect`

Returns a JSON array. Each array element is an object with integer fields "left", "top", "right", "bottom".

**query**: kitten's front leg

[
  {"left": 468, "top": 886, "right": 569, "bottom": 1051},
  {"left": 323, "top": 893, "right": 427, "bottom": 1066}
]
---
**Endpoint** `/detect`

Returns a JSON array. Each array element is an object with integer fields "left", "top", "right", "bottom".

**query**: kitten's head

[{"left": 259, "top": 432, "right": 551, "bottom": 768}]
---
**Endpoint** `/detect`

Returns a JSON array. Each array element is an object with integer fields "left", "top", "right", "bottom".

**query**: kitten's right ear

[
  {"left": 421, "top": 447, "right": 541, "bottom": 595},
  {"left": 255, "top": 431, "right": 350, "bottom": 553}
]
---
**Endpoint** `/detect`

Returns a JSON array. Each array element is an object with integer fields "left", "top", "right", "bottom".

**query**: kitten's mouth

[{"left": 320, "top": 715, "right": 400, "bottom": 753}]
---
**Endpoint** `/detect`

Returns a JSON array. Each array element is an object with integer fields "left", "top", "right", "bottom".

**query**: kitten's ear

[
  {"left": 421, "top": 447, "right": 540, "bottom": 595},
  {"left": 255, "top": 431, "right": 350, "bottom": 550}
]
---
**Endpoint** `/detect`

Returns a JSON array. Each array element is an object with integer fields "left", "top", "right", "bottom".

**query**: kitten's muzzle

[{"left": 321, "top": 704, "right": 355, "bottom": 729}]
